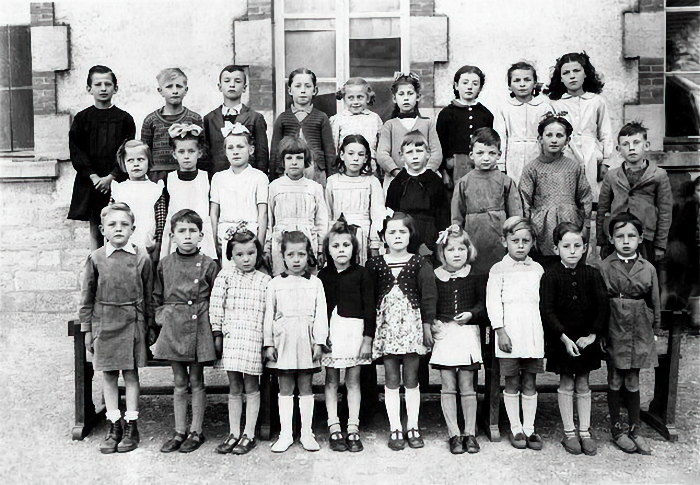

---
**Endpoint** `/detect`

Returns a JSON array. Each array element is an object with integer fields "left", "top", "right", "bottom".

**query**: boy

[
  {"left": 599, "top": 212, "right": 660, "bottom": 455},
  {"left": 154, "top": 209, "right": 219, "bottom": 453},
  {"left": 80, "top": 203, "right": 155, "bottom": 453},
  {"left": 68, "top": 65, "right": 136, "bottom": 250},
  {"left": 451, "top": 128, "right": 523, "bottom": 275},
  {"left": 596, "top": 122, "right": 673, "bottom": 263},
  {"left": 386, "top": 130, "right": 450, "bottom": 258},
  {"left": 203, "top": 65, "right": 269, "bottom": 176},
  {"left": 141, "top": 68, "right": 203, "bottom": 181}
]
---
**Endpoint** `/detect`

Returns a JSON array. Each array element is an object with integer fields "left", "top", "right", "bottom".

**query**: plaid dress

[{"left": 210, "top": 267, "right": 270, "bottom": 375}]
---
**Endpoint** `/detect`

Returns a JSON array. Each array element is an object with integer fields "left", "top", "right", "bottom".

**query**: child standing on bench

[
  {"left": 154, "top": 209, "right": 219, "bottom": 454},
  {"left": 79, "top": 203, "right": 154, "bottom": 454}
]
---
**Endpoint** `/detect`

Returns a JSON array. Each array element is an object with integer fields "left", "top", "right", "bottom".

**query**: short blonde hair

[
  {"left": 502, "top": 216, "right": 535, "bottom": 239},
  {"left": 100, "top": 202, "right": 134, "bottom": 225},
  {"left": 435, "top": 226, "right": 477, "bottom": 266},
  {"left": 116, "top": 139, "right": 152, "bottom": 173},
  {"left": 157, "top": 67, "right": 187, "bottom": 85}
]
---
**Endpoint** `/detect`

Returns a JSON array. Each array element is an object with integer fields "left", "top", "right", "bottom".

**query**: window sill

[{"left": 0, "top": 157, "right": 59, "bottom": 181}]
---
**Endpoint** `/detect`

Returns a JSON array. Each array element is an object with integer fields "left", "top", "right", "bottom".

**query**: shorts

[{"left": 499, "top": 357, "right": 545, "bottom": 377}]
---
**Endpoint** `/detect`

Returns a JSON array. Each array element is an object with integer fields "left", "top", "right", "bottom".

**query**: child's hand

[
  {"left": 94, "top": 174, "right": 114, "bottom": 194},
  {"left": 214, "top": 335, "right": 223, "bottom": 359},
  {"left": 576, "top": 333, "right": 596, "bottom": 349},
  {"left": 84, "top": 331, "right": 94, "bottom": 353},
  {"left": 561, "top": 334, "right": 581, "bottom": 357},
  {"left": 370, "top": 248, "right": 380, "bottom": 258},
  {"left": 432, "top": 320, "right": 445, "bottom": 340},
  {"left": 359, "top": 336, "right": 372, "bottom": 360},
  {"left": 598, "top": 164, "right": 609, "bottom": 182},
  {"left": 265, "top": 346, "right": 278, "bottom": 363},
  {"left": 312, "top": 344, "right": 323, "bottom": 362},
  {"left": 496, "top": 328, "right": 512, "bottom": 353},
  {"left": 423, "top": 323, "right": 434, "bottom": 348},
  {"left": 454, "top": 312, "right": 473, "bottom": 325}
]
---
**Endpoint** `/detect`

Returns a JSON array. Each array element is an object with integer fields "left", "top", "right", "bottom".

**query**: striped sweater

[{"left": 140, "top": 107, "right": 203, "bottom": 172}]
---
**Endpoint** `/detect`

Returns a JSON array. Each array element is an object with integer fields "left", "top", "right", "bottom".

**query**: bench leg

[
  {"left": 360, "top": 363, "right": 379, "bottom": 425},
  {"left": 258, "top": 369, "right": 272, "bottom": 441},
  {"left": 72, "top": 329, "right": 103, "bottom": 440},
  {"left": 478, "top": 329, "right": 501, "bottom": 442}
]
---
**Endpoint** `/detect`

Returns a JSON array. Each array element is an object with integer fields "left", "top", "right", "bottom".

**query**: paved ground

[{"left": 1, "top": 313, "right": 699, "bottom": 484}]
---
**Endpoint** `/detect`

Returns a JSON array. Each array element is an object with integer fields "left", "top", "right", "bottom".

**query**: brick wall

[
  {"left": 410, "top": 0, "right": 434, "bottom": 16},
  {"left": 638, "top": 57, "right": 664, "bottom": 105},
  {"left": 247, "top": 65, "right": 274, "bottom": 111},
  {"left": 30, "top": 2, "right": 54, "bottom": 26},
  {"left": 32, "top": 71, "right": 57, "bottom": 116},
  {"left": 248, "top": 0, "right": 272, "bottom": 20},
  {"left": 411, "top": 61, "right": 435, "bottom": 108},
  {"left": 638, "top": 0, "right": 663, "bottom": 12}
]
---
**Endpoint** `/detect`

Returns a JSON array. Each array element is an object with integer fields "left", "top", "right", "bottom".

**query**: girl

[
  {"left": 366, "top": 212, "right": 437, "bottom": 451},
  {"left": 430, "top": 225, "right": 484, "bottom": 455},
  {"left": 330, "top": 78, "right": 384, "bottom": 175},
  {"left": 210, "top": 224, "right": 271, "bottom": 455},
  {"left": 269, "top": 68, "right": 335, "bottom": 185},
  {"left": 377, "top": 72, "right": 442, "bottom": 188},
  {"left": 493, "top": 61, "right": 550, "bottom": 185},
  {"left": 266, "top": 136, "right": 329, "bottom": 275},
  {"left": 159, "top": 123, "right": 217, "bottom": 261},
  {"left": 325, "top": 134, "right": 386, "bottom": 265},
  {"left": 264, "top": 231, "right": 328, "bottom": 453},
  {"left": 210, "top": 123, "right": 269, "bottom": 267},
  {"left": 436, "top": 65, "right": 494, "bottom": 186},
  {"left": 546, "top": 52, "right": 613, "bottom": 200},
  {"left": 110, "top": 139, "right": 165, "bottom": 259},
  {"left": 519, "top": 114, "right": 593, "bottom": 267},
  {"left": 486, "top": 216, "right": 545, "bottom": 450},
  {"left": 319, "top": 218, "right": 375, "bottom": 452},
  {"left": 541, "top": 222, "right": 609, "bottom": 456}
]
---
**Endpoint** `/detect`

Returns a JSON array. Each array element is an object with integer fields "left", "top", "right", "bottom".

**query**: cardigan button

[
  {"left": 188, "top": 300, "right": 193, "bottom": 305},
  {"left": 196, "top": 262, "right": 201, "bottom": 267},
  {"left": 572, "top": 295, "right": 578, "bottom": 300},
  {"left": 194, "top": 279, "right": 199, "bottom": 284},
  {"left": 192, "top": 314, "right": 198, "bottom": 319}
]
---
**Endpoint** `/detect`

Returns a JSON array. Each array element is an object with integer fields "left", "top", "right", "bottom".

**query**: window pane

[
  {"left": 0, "top": 27, "right": 10, "bottom": 88},
  {"left": 285, "top": 0, "right": 336, "bottom": 14},
  {"left": 9, "top": 26, "right": 32, "bottom": 88},
  {"left": 350, "top": 18, "right": 401, "bottom": 38},
  {"left": 0, "top": 90, "right": 11, "bottom": 151},
  {"left": 10, "top": 88, "right": 33, "bottom": 150},
  {"left": 667, "top": 11, "right": 700, "bottom": 71},
  {"left": 285, "top": 30, "right": 336, "bottom": 78},
  {"left": 349, "top": 0, "right": 400, "bottom": 12},
  {"left": 665, "top": 74, "right": 700, "bottom": 137},
  {"left": 349, "top": 38, "right": 400, "bottom": 78},
  {"left": 285, "top": 18, "right": 335, "bottom": 30},
  {"left": 667, "top": 0, "right": 700, "bottom": 7}
]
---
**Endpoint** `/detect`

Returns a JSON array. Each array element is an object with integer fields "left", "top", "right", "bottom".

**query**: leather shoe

[
  {"left": 117, "top": 420, "right": 139, "bottom": 453},
  {"left": 464, "top": 435, "right": 480, "bottom": 454},
  {"left": 510, "top": 432, "right": 527, "bottom": 449},
  {"left": 100, "top": 420, "right": 123, "bottom": 454},
  {"left": 346, "top": 432, "right": 363, "bottom": 452},
  {"left": 329, "top": 430, "right": 347, "bottom": 452},
  {"left": 214, "top": 434, "right": 239, "bottom": 454},
  {"left": 231, "top": 434, "right": 257, "bottom": 455},
  {"left": 179, "top": 431, "right": 205, "bottom": 453},
  {"left": 561, "top": 434, "right": 582, "bottom": 455},
  {"left": 388, "top": 430, "right": 405, "bottom": 451},
  {"left": 161, "top": 431, "right": 188, "bottom": 453},
  {"left": 406, "top": 428, "right": 424, "bottom": 449},
  {"left": 449, "top": 435, "right": 464, "bottom": 454},
  {"left": 526, "top": 432, "right": 543, "bottom": 451}
]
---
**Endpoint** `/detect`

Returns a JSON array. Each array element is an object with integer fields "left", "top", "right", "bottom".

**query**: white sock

[
  {"left": 558, "top": 389, "right": 575, "bottom": 432},
  {"left": 347, "top": 386, "right": 361, "bottom": 430},
  {"left": 228, "top": 394, "right": 243, "bottom": 437},
  {"left": 405, "top": 385, "right": 421, "bottom": 430},
  {"left": 521, "top": 392, "right": 538, "bottom": 437},
  {"left": 461, "top": 391, "right": 477, "bottom": 436},
  {"left": 503, "top": 391, "right": 522, "bottom": 435},
  {"left": 576, "top": 391, "right": 592, "bottom": 434},
  {"left": 243, "top": 391, "right": 260, "bottom": 438},
  {"left": 278, "top": 395, "right": 294, "bottom": 439},
  {"left": 106, "top": 409, "right": 122, "bottom": 423},
  {"left": 384, "top": 386, "right": 402, "bottom": 432},
  {"left": 123, "top": 410, "right": 138, "bottom": 422},
  {"left": 299, "top": 395, "right": 315, "bottom": 435}
]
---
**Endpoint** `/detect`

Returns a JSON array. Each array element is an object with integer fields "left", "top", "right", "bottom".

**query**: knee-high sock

[
  {"left": 607, "top": 389, "right": 622, "bottom": 426},
  {"left": 347, "top": 386, "right": 361, "bottom": 431},
  {"left": 576, "top": 391, "right": 592, "bottom": 433},
  {"left": 503, "top": 391, "right": 522, "bottom": 435},
  {"left": 461, "top": 391, "right": 477, "bottom": 436},
  {"left": 173, "top": 388, "right": 188, "bottom": 434},
  {"left": 521, "top": 392, "right": 538, "bottom": 437},
  {"left": 405, "top": 385, "right": 421, "bottom": 430},
  {"left": 299, "top": 395, "right": 315, "bottom": 435},
  {"left": 440, "top": 390, "right": 460, "bottom": 438},
  {"left": 558, "top": 389, "right": 575, "bottom": 432},
  {"left": 627, "top": 389, "right": 641, "bottom": 426},
  {"left": 227, "top": 394, "right": 243, "bottom": 437},
  {"left": 191, "top": 388, "right": 206, "bottom": 434},
  {"left": 243, "top": 391, "right": 260, "bottom": 437},
  {"left": 325, "top": 387, "right": 339, "bottom": 429},
  {"left": 278, "top": 395, "right": 294, "bottom": 439},
  {"left": 384, "top": 386, "right": 402, "bottom": 431}
]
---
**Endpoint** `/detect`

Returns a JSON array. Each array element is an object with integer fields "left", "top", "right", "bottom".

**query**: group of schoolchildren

[{"left": 73, "top": 51, "right": 674, "bottom": 459}]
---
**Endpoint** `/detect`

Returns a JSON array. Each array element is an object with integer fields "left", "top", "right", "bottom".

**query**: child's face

[
  {"left": 384, "top": 219, "right": 410, "bottom": 253},
  {"left": 344, "top": 84, "right": 369, "bottom": 114},
  {"left": 100, "top": 211, "right": 134, "bottom": 249},
  {"left": 225, "top": 135, "right": 253, "bottom": 170},
  {"left": 124, "top": 146, "right": 149, "bottom": 181},
  {"left": 509, "top": 69, "right": 535, "bottom": 100},
  {"left": 443, "top": 238, "right": 469, "bottom": 271},
  {"left": 158, "top": 75, "right": 188, "bottom": 106},
  {"left": 172, "top": 139, "right": 201, "bottom": 172},
  {"left": 288, "top": 73, "right": 316, "bottom": 107},
  {"left": 283, "top": 241, "right": 308, "bottom": 275},
  {"left": 340, "top": 142, "right": 367, "bottom": 176},
  {"left": 539, "top": 122, "right": 569, "bottom": 156},
  {"left": 393, "top": 83, "right": 419, "bottom": 113},
  {"left": 554, "top": 231, "right": 587, "bottom": 268},
  {"left": 401, "top": 143, "right": 429, "bottom": 172},
  {"left": 617, "top": 133, "right": 649, "bottom": 164},
  {"left": 455, "top": 73, "right": 481, "bottom": 103},
  {"left": 230, "top": 240, "right": 258, "bottom": 273},
  {"left": 171, "top": 221, "right": 203, "bottom": 254},
  {"left": 502, "top": 228, "right": 534, "bottom": 261},
  {"left": 560, "top": 61, "right": 586, "bottom": 94},
  {"left": 611, "top": 222, "right": 641, "bottom": 259},
  {"left": 284, "top": 153, "right": 305, "bottom": 180},
  {"left": 219, "top": 70, "right": 247, "bottom": 102},
  {"left": 328, "top": 233, "right": 353, "bottom": 269},
  {"left": 87, "top": 73, "right": 117, "bottom": 105},
  {"left": 471, "top": 141, "right": 500, "bottom": 171}
]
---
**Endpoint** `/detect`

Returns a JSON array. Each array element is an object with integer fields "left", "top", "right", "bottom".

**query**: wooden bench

[{"left": 69, "top": 310, "right": 686, "bottom": 442}]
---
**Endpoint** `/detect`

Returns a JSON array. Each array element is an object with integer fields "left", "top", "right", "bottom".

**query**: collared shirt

[
  {"left": 105, "top": 241, "right": 136, "bottom": 257},
  {"left": 292, "top": 104, "right": 314, "bottom": 122},
  {"left": 222, "top": 103, "right": 243, "bottom": 130}
]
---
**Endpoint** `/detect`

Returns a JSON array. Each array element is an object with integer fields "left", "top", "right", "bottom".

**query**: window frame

[{"left": 0, "top": 23, "right": 34, "bottom": 154}]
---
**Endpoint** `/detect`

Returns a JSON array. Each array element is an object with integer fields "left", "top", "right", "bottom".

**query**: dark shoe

[
  {"left": 464, "top": 435, "right": 480, "bottom": 454},
  {"left": 117, "top": 421, "right": 139, "bottom": 453},
  {"left": 179, "top": 431, "right": 205, "bottom": 453},
  {"left": 526, "top": 432, "right": 543, "bottom": 451},
  {"left": 214, "top": 434, "right": 239, "bottom": 454},
  {"left": 346, "top": 432, "right": 363, "bottom": 453},
  {"left": 100, "top": 420, "right": 123, "bottom": 454},
  {"left": 329, "top": 430, "right": 348, "bottom": 452},
  {"left": 611, "top": 422, "right": 637, "bottom": 454},
  {"left": 561, "top": 433, "right": 582, "bottom": 455},
  {"left": 510, "top": 432, "right": 527, "bottom": 449},
  {"left": 406, "top": 428, "right": 424, "bottom": 449},
  {"left": 231, "top": 434, "right": 257, "bottom": 455},
  {"left": 161, "top": 431, "right": 188, "bottom": 453},
  {"left": 388, "top": 430, "right": 405, "bottom": 451},
  {"left": 449, "top": 435, "right": 465, "bottom": 454},
  {"left": 629, "top": 425, "right": 651, "bottom": 455},
  {"left": 580, "top": 434, "right": 597, "bottom": 456}
]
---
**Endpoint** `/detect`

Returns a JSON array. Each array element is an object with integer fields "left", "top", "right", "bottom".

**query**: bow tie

[{"left": 223, "top": 113, "right": 238, "bottom": 123}]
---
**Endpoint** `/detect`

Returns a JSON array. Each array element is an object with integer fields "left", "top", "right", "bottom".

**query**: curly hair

[
  {"left": 545, "top": 52, "right": 604, "bottom": 100},
  {"left": 335, "top": 77, "right": 376, "bottom": 105}
]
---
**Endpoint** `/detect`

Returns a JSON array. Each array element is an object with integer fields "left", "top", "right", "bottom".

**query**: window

[{"left": 0, "top": 25, "right": 34, "bottom": 152}]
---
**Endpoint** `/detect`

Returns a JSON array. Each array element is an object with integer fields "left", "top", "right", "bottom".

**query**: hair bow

[
  {"left": 168, "top": 123, "right": 203, "bottom": 139},
  {"left": 221, "top": 122, "right": 251, "bottom": 139},
  {"left": 224, "top": 221, "right": 250, "bottom": 241},
  {"left": 541, "top": 110, "right": 569, "bottom": 123},
  {"left": 336, "top": 213, "right": 360, "bottom": 236},
  {"left": 384, "top": 208, "right": 395, "bottom": 220},
  {"left": 393, "top": 71, "right": 420, "bottom": 83},
  {"left": 436, "top": 224, "right": 461, "bottom": 246}
]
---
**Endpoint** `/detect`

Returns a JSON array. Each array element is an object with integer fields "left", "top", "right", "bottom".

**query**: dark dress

[
  {"left": 68, "top": 105, "right": 136, "bottom": 220},
  {"left": 540, "top": 261, "right": 609, "bottom": 375}
]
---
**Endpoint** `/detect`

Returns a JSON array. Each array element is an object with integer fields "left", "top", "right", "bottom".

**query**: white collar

[
  {"left": 435, "top": 264, "right": 471, "bottom": 281},
  {"left": 508, "top": 95, "right": 546, "bottom": 107},
  {"left": 406, "top": 166, "right": 427, "bottom": 177},
  {"left": 616, "top": 252, "right": 638, "bottom": 264},
  {"left": 105, "top": 242, "right": 136, "bottom": 257},
  {"left": 222, "top": 104, "right": 242, "bottom": 115},
  {"left": 504, "top": 253, "right": 533, "bottom": 265},
  {"left": 342, "top": 108, "right": 372, "bottom": 116},
  {"left": 561, "top": 92, "right": 596, "bottom": 100}
]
